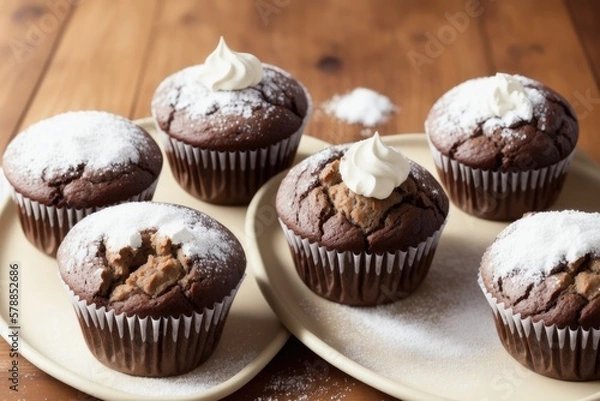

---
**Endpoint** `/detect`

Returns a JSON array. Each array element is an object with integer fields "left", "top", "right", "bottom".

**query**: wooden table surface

[{"left": 1, "top": 0, "right": 599, "bottom": 400}]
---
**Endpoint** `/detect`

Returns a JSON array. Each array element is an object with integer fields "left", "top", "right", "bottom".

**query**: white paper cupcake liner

[
  {"left": 7, "top": 180, "right": 158, "bottom": 256},
  {"left": 478, "top": 276, "right": 600, "bottom": 381},
  {"left": 428, "top": 142, "right": 573, "bottom": 220},
  {"left": 63, "top": 278, "right": 243, "bottom": 377},
  {"left": 157, "top": 122, "right": 306, "bottom": 205},
  {"left": 280, "top": 219, "right": 445, "bottom": 306}
]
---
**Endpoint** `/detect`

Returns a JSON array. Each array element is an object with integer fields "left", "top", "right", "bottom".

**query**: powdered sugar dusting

[
  {"left": 170, "top": 66, "right": 262, "bottom": 119},
  {"left": 323, "top": 87, "right": 397, "bottom": 127},
  {"left": 257, "top": 364, "right": 356, "bottom": 400},
  {"left": 296, "top": 232, "right": 498, "bottom": 394},
  {"left": 3, "top": 111, "right": 150, "bottom": 180},
  {"left": 60, "top": 202, "right": 240, "bottom": 270},
  {"left": 426, "top": 75, "right": 552, "bottom": 140},
  {"left": 153, "top": 64, "right": 293, "bottom": 123},
  {"left": 487, "top": 211, "right": 600, "bottom": 284}
]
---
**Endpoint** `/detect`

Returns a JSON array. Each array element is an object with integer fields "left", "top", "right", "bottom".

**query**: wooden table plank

[
  {"left": 18, "top": 0, "right": 160, "bottom": 131},
  {"left": 133, "top": 0, "right": 494, "bottom": 145},
  {"left": 1, "top": 1, "right": 599, "bottom": 400},
  {"left": 0, "top": 0, "right": 74, "bottom": 153},
  {"left": 482, "top": 0, "right": 600, "bottom": 162},
  {"left": 0, "top": 339, "right": 89, "bottom": 400},
  {"left": 566, "top": 0, "right": 600, "bottom": 87}
]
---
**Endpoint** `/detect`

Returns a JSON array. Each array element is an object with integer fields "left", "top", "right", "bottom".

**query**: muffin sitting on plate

[
  {"left": 425, "top": 73, "right": 578, "bottom": 221},
  {"left": 2, "top": 111, "right": 162, "bottom": 256},
  {"left": 276, "top": 133, "right": 449, "bottom": 306},
  {"left": 152, "top": 37, "right": 312, "bottom": 205},
  {"left": 57, "top": 202, "right": 246, "bottom": 377},
  {"left": 479, "top": 210, "right": 600, "bottom": 381}
]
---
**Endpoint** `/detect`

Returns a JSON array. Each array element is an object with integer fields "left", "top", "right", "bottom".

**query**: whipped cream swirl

[
  {"left": 198, "top": 37, "right": 264, "bottom": 91},
  {"left": 339, "top": 133, "right": 410, "bottom": 199},
  {"left": 486, "top": 73, "right": 533, "bottom": 121}
]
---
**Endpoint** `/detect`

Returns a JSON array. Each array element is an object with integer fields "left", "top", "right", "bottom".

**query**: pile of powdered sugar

[{"left": 323, "top": 87, "right": 397, "bottom": 128}]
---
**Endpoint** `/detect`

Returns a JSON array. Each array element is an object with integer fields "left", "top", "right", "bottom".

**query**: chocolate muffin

[
  {"left": 426, "top": 73, "right": 578, "bottom": 221},
  {"left": 57, "top": 202, "right": 246, "bottom": 377},
  {"left": 479, "top": 211, "right": 600, "bottom": 381},
  {"left": 152, "top": 37, "right": 311, "bottom": 205},
  {"left": 2, "top": 111, "right": 162, "bottom": 256},
  {"left": 277, "top": 135, "right": 449, "bottom": 305}
]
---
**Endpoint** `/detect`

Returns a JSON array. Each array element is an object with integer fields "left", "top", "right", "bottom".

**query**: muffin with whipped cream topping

[
  {"left": 152, "top": 37, "right": 311, "bottom": 205},
  {"left": 2, "top": 111, "right": 162, "bottom": 256},
  {"left": 425, "top": 73, "right": 578, "bottom": 221},
  {"left": 276, "top": 133, "right": 449, "bottom": 305},
  {"left": 57, "top": 202, "right": 246, "bottom": 377},
  {"left": 479, "top": 211, "right": 600, "bottom": 380}
]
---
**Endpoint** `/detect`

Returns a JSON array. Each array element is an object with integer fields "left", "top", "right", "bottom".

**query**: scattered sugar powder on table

[
  {"left": 323, "top": 87, "right": 397, "bottom": 129},
  {"left": 258, "top": 364, "right": 355, "bottom": 401}
]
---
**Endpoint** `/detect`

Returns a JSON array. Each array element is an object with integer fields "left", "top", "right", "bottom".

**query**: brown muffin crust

[
  {"left": 426, "top": 75, "right": 578, "bottom": 171},
  {"left": 2, "top": 111, "right": 162, "bottom": 208},
  {"left": 276, "top": 144, "right": 449, "bottom": 254},
  {"left": 482, "top": 255, "right": 600, "bottom": 329},
  {"left": 152, "top": 64, "right": 309, "bottom": 151},
  {"left": 58, "top": 202, "right": 246, "bottom": 318},
  {"left": 480, "top": 211, "right": 600, "bottom": 330}
]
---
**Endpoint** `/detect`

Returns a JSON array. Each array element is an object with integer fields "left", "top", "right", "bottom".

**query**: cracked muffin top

[
  {"left": 276, "top": 143, "right": 449, "bottom": 254},
  {"left": 57, "top": 202, "right": 246, "bottom": 318},
  {"left": 480, "top": 211, "right": 600, "bottom": 330},
  {"left": 2, "top": 111, "right": 162, "bottom": 208},
  {"left": 151, "top": 64, "right": 310, "bottom": 151},
  {"left": 425, "top": 74, "right": 578, "bottom": 171}
]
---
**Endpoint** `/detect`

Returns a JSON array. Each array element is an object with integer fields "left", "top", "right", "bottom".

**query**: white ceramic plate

[
  {"left": 246, "top": 133, "right": 600, "bottom": 401},
  {"left": 0, "top": 118, "right": 328, "bottom": 401}
]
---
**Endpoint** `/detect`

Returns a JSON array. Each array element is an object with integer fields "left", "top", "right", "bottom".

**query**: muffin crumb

[
  {"left": 98, "top": 230, "right": 190, "bottom": 302},
  {"left": 320, "top": 160, "right": 406, "bottom": 233}
]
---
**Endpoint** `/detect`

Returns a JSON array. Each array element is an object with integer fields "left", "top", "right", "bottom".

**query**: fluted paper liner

[
  {"left": 478, "top": 276, "right": 600, "bottom": 381},
  {"left": 280, "top": 219, "right": 445, "bottom": 306},
  {"left": 8, "top": 180, "right": 158, "bottom": 256},
  {"left": 428, "top": 142, "right": 573, "bottom": 221},
  {"left": 155, "top": 90, "right": 312, "bottom": 206},
  {"left": 63, "top": 279, "right": 242, "bottom": 377}
]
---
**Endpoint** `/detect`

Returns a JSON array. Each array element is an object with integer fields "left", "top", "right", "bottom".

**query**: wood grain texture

[
  {"left": 133, "top": 0, "right": 494, "bottom": 145},
  {"left": 482, "top": 0, "right": 600, "bottom": 162},
  {"left": 0, "top": 340, "right": 96, "bottom": 401},
  {"left": 18, "top": 0, "right": 159, "bottom": 130},
  {"left": 566, "top": 0, "right": 600, "bottom": 87},
  {"left": 1, "top": 1, "right": 600, "bottom": 400},
  {"left": 0, "top": 0, "right": 74, "bottom": 153}
]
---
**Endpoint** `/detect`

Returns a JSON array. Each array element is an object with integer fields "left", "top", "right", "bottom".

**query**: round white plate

[
  {"left": 246, "top": 133, "right": 600, "bottom": 401},
  {"left": 0, "top": 118, "right": 328, "bottom": 401}
]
